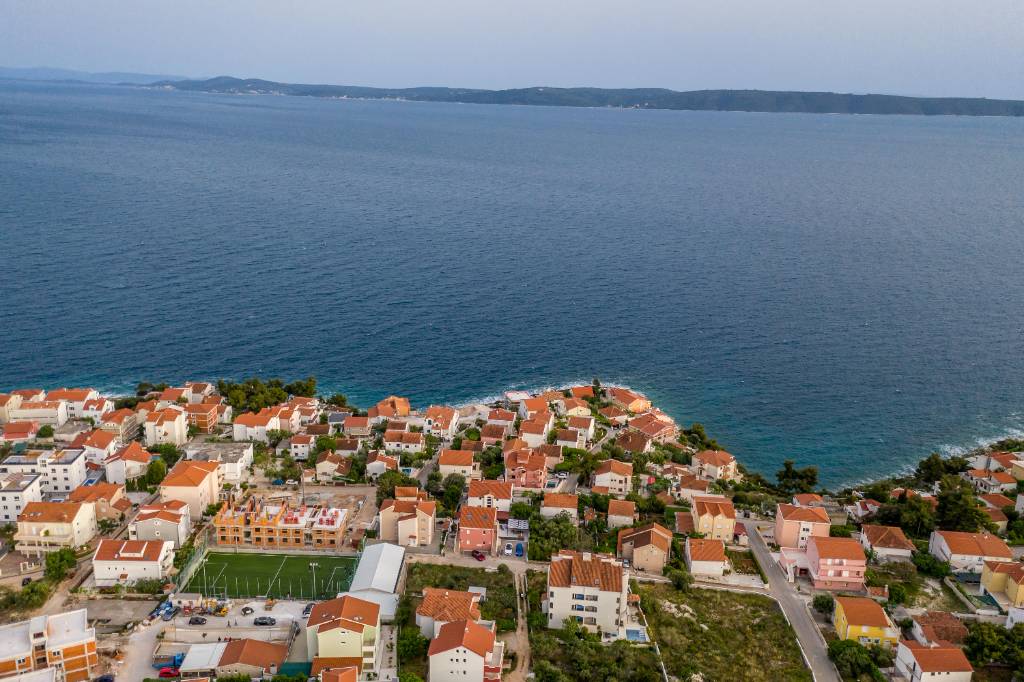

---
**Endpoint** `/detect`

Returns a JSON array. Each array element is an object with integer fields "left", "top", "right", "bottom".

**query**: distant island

[{"left": 150, "top": 76, "right": 1024, "bottom": 117}]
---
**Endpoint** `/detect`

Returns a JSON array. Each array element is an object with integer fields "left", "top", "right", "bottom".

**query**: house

[
  {"left": 554, "top": 429, "right": 584, "bottom": 449},
  {"left": 517, "top": 397, "right": 549, "bottom": 420},
  {"left": 804, "top": 536, "right": 867, "bottom": 590},
  {"left": 685, "top": 537, "right": 728, "bottom": 577},
  {"left": 487, "top": 409, "right": 516, "bottom": 428},
  {"left": 606, "top": 499, "right": 637, "bottom": 529},
  {"left": 560, "top": 398, "right": 591, "bottom": 418},
  {"left": 607, "top": 387, "right": 650, "bottom": 413},
  {"left": 45, "top": 388, "right": 99, "bottom": 419},
  {"left": 467, "top": 480, "right": 513, "bottom": 512},
  {"left": 184, "top": 442, "right": 254, "bottom": 483},
  {"left": 0, "top": 447, "right": 87, "bottom": 494},
  {"left": 333, "top": 438, "right": 360, "bottom": 456},
  {"left": 963, "top": 468, "right": 1018, "bottom": 495},
  {"left": 91, "top": 538, "right": 174, "bottom": 587},
  {"left": 504, "top": 449, "right": 547, "bottom": 490},
  {"left": 159, "top": 460, "right": 222, "bottom": 520},
  {"left": 438, "top": 450, "right": 480, "bottom": 480},
  {"left": 592, "top": 459, "right": 633, "bottom": 497},
  {"left": 366, "top": 453, "right": 398, "bottom": 481},
  {"left": 833, "top": 596, "right": 899, "bottom": 647},
  {"left": 517, "top": 418, "right": 549, "bottom": 448},
  {"left": 598, "top": 405, "right": 628, "bottom": 425},
  {"left": 428, "top": 619, "right": 503, "bottom": 682},
  {"left": 541, "top": 493, "right": 579, "bottom": 523},
  {"left": 0, "top": 609, "right": 98, "bottom": 682},
  {"left": 0, "top": 473, "right": 43, "bottom": 524},
  {"left": 73, "top": 429, "right": 118, "bottom": 463},
  {"left": 979, "top": 493, "right": 1014, "bottom": 510},
  {"left": 342, "top": 415, "right": 372, "bottom": 437},
  {"left": 627, "top": 412, "right": 677, "bottom": 444},
  {"left": 305, "top": 595, "right": 382, "bottom": 675},
  {"left": 214, "top": 497, "right": 347, "bottom": 550},
  {"left": 0, "top": 393, "right": 23, "bottom": 423},
  {"left": 615, "top": 431, "right": 651, "bottom": 455},
  {"left": 97, "top": 407, "right": 140, "bottom": 444},
  {"left": 216, "top": 639, "right": 288, "bottom": 679},
  {"left": 980, "top": 561, "right": 1024, "bottom": 609},
  {"left": 690, "top": 497, "right": 737, "bottom": 542},
  {"left": 894, "top": 640, "right": 973, "bottom": 682},
  {"left": 793, "top": 493, "right": 825, "bottom": 507},
  {"left": 80, "top": 397, "right": 114, "bottom": 422},
  {"left": 316, "top": 451, "right": 353, "bottom": 481},
  {"left": 984, "top": 507, "right": 1009, "bottom": 533},
  {"left": 860, "top": 524, "right": 915, "bottom": 562},
  {"left": 368, "top": 396, "right": 411, "bottom": 420},
  {"left": 287, "top": 434, "right": 315, "bottom": 461},
  {"left": 928, "top": 530, "right": 1012, "bottom": 574},
  {"left": 416, "top": 588, "right": 482, "bottom": 637},
  {"left": 68, "top": 482, "right": 131, "bottom": 522},
  {"left": 910, "top": 611, "right": 968, "bottom": 646},
  {"left": 314, "top": 663, "right": 359, "bottom": 682},
  {"left": 9, "top": 401, "right": 68, "bottom": 427},
  {"left": 384, "top": 430, "right": 425, "bottom": 453},
  {"left": 15, "top": 501, "right": 97, "bottom": 556},
  {"left": 1, "top": 421, "right": 39, "bottom": 443},
  {"left": 692, "top": 450, "right": 739, "bottom": 481},
  {"left": 566, "top": 415, "right": 596, "bottom": 441},
  {"left": 457, "top": 506, "right": 498, "bottom": 555},
  {"left": 144, "top": 407, "right": 188, "bottom": 446},
  {"left": 544, "top": 551, "right": 628, "bottom": 640},
  {"left": 129, "top": 500, "right": 191, "bottom": 547},
  {"left": 672, "top": 474, "right": 714, "bottom": 504},
  {"left": 184, "top": 403, "right": 219, "bottom": 434},
  {"left": 617, "top": 523, "right": 672, "bottom": 574},
  {"left": 378, "top": 498, "right": 436, "bottom": 547},
  {"left": 232, "top": 410, "right": 281, "bottom": 443},
  {"left": 479, "top": 423, "right": 507, "bottom": 445},
  {"left": 774, "top": 503, "right": 831, "bottom": 549},
  {"left": 424, "top": 405, "right": 459, "bottom": 439},
  {"left": 103, "top": 442, "right": 153, "bottom": 485},
  {"left": 569, "top": 385, "right": 595, "bottom": 400}
]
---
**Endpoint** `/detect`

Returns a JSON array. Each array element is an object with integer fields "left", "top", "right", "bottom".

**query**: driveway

[{"left": 744, "top": 519, "right": 839, "bottom": 682}]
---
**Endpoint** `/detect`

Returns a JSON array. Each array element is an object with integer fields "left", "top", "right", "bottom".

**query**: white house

[
  {"left": 424, "top": 405, "right": 459, "bottom": 439},
  {"left": 540, "top": 493, "right": 578, "bottom": 523},
  {"left": 45, "top": 388, "right": 99, "bottom": 419},
  {"left": 0, "top": 448, "right": 87, "bottom": 494},
  {"left": 438, "top": 450, "right": 480, "bottom": 481},
  {"left": 415, "top": 588, "right": 483, "bottom": 638},
  {"left": 184, "top": 442, "right": 254, "bottom": 484},
  {"left": 75, "top": 429, "right": 118, "bottom": 464},
  {"left": 894, "top": 640, "right": 973, "bottom": 681},
  {"left": 685, "top": 537, "right": 728, "bottom": 577},
  {"left": 366, "top": 453, "right": 398, "bottom": 481},
  {"left": 159, "top": 460, "right": 222, "bottom": 520},
  {"left": 104, "top": 442, "right": 154, "bottom": 485},
  {"left": 859, "top": 524, "right": 915, "bottom": 562},
  {"left": 92, "top": 539, "right": 175, "bottom": 587},
  {"left": 383, "top": 430, "right": 425, "bottom": 453},
  {"left": 467, "top": 480, "right": 513, "bottom": 512},
  {"left": 232, "top": 410, "right": 281, "bottom": 443},
  {"left": 15, "top": 501, "right": 98, "bottom": 556},
  {"left": 0, "top": 473, "right": 43, "bottom": 524},
  {"left": 928, "top": 530, "right": 1012, "bottom": 574},
  {"left": 287, "top": 434, "right": 314, "bottom": 461},
  {"left": 9, "top": 401, "right": 69, "bottom": 426},
  {"left": 428, "top": 619, "right": 503, "bottom": 682},
  {"left": 129, "top": 500, "right": 192, "bottom": 548},
  {"left": 145, "top": 407, "right": 188, "bottom": 446},
  {"left": 543, "top": 551, "right": 628, "bottom": 640}
]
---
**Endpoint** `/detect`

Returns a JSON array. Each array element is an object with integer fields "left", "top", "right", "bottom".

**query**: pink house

[
  {"left": 774, "top": 503, "right": 831, "bottom": 549},
  {"left": 805, "top": 536, "right": 866, "bottom": 590},
  {"left": 457, "top": 506, "right": 498, "bottom": 555},
  {"left": 504, "top": 449, "right": 547, "bottom": 490}
]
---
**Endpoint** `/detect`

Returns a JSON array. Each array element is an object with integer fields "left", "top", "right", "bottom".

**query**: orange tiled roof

[
  {"left": 687, "top": 537, "right": 726, "bottom": 562},
  {"left": 861, "top": 524, "right": 915, "bottom": 551},
  {"left": 836, "top": 596, "right": 891, "bottom": 628},
  {"left": 416, "top": 588, "right": 481, "bottom": 622},
  {"left": 810, "top": 536, "right": 865, "bottom": 561},
  {"left": 428, "top": 619, "right": 495, "bottom": 658},
  {"left": 777, "top": 503, "right": 830, "bottom": 524}
]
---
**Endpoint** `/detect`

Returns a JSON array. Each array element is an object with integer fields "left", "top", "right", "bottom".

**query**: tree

[
  {"left": 376, "top": 470, "right": 417, "bottom": 505},
  {"left": 509, "top": 502, "right": 533, "bottom": 520},
  {"left": 936, "top": 475, "right": 989, "bottom": 532},
  {"left": 914, "top": 453, "right": 947, "bottom": 484},
  {"left": 666, "top": 567, "right": 692, "bottom": 592},
  {"left": 312, "top": 436, "right": 337, "bottom": 457},
  {"left": 44, "top": 548, "right": 77, "bottom": 582},
  {"left": 37, "top": 424, "right": 54, "bottom": 438},
  {"left": 283, "top": 376, "right": 317, "bottom": 397},
  {"left": 813, "top": 594, "right": 835, "bottom": 614},
  {"left": 827, "top": 640, "right": 883, "bottom": 681},
  {"left": 912, "top": 551, "right": 950, "bottom": 578},
  {"left": 963, "top": 621, "right": 1010, "bottom": 667},
  {"left": 899, "top": 495, "right": 936, "bottom": 538},
  {"left": 441, "top": 474, "right": 466, "bottom": 513},
  {"left": 146, "top": 458, "right": 168, "bottom": 485},
  {"left": 325, "top": 393, "right": 351, "bottom": 408},
  {"left": 396, "top": 626, "right": 428, "bottom": 662},
  {"left": 398, "top": 673, "right": 425, "bottom": 682},
  {"left": 775, "top": 460, "right": 818, "bottom": 495}
]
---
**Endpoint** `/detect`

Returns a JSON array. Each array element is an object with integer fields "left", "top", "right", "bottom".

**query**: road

[{"left": 743, "top": 519, "right": 839, "bottom": 682}]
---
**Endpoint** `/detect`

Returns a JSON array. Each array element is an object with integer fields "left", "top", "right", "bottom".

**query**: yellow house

[
  {"left": 981, "top": 561, "right": 1024, "bottom": 608},
  {"left": 305, "top": 595, "right": 381, "bottom": 675},
  {"left": 692, "top": 497, "right": 737, "bottom": 542},
  {"left": 833, "top": 596, "right": 899, "bottom": 648}
]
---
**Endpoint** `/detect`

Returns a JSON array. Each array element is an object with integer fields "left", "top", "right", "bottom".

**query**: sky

[{"left": 2, "top": 0, "right": 1022, "bottom": 99}]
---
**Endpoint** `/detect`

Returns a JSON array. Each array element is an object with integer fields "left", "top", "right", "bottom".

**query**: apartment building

[
  {"left": 305, "top": 595, "right": 382, "bottom": 675},
  {"left": 91, "top": 538, "right": 175, "bottom": 587},
  {"left": 103, "top": 442, "right": 153, "bottom": 485},
  {"left": 0, "top": 449, "right": 88, "bottom": 494},
  {"left": 144, "top": 407, "right": 188, "bottom": 446},
  {"left": 0, "top": 609, "right": 98, "bottom": 682},
  {"left": 378, "top": 498, "right": 436, "bottom": 548},
  {"left": 67, "top": 482, "right": 132, "bottom": 522},
  {"left": 213, "top": 497, "right": 348, "bottom": 550},
  {"left": 467, "top": 480, "right": 513, "bottom": 513},
  {"left": 774, "top": 503, "right": 831, "bottom": 549},
  {"left": 592, "top": 459, "right": 633, "bottom": 497},
  {"left": 0, "top": 473, "right": 43, "bottom": 524},
  {"left": 129, "top": 500, "right": 192, "bottom": 548},
  {"left": 15, "top": 501, "right": 97, "bottom": 557},
  {"left": 544, "top": 551, "right": 628, "bottom": 640},
  {"left": 428, "top": 619, "right": 503, "bottom": 682},
  {"left": 159, "top": 460, "right": 221, "bottom": 520}
]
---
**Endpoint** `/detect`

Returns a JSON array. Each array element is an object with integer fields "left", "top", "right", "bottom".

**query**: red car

[
  {"left": 471, "top": 550, "right": 486, "bottom": 561},
  {"left": 158, "top": 667, "right": 179, "bottom": 678}
]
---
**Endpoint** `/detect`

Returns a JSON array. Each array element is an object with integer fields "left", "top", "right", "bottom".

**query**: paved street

[{"left": 743, "top": 519, "right": 839, "bottom": 682}]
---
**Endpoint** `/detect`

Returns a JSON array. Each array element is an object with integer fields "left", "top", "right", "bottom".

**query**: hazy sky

[{"left": 2, "top": 0, "right": 1022, "bottom": 98}]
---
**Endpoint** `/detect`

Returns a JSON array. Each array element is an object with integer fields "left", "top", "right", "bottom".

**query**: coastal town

[{"left": 0, "top": 379, "right": 1022, "bottom": 682}]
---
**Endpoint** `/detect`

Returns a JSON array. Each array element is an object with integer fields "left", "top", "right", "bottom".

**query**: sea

[{"left": 2, "top": 79, "right": 1023, "bottom": 487}]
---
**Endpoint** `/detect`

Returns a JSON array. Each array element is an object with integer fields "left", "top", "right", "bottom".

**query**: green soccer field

[{"left": 182, "top": 552, "right": 357, "bottom": 600}]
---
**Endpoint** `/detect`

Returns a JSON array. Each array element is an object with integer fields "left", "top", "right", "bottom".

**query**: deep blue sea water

[{"left": 2, "top": 80, "right": 1024, "bottom": 486}]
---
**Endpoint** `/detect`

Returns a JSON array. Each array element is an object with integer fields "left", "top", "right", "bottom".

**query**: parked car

[
  {"left": 471, "top": 550, "right": 486, "bottom": 562},
  {"left": 303, "top": 603, "right": 315, "bottom": 617},
  {"left": 188, "top": 616, "right": 207, "bottom": 626},
  {"left": 241, "top": 606, "right": 254, "bottom": 616},
  {"left": 556, "top": 471, "right": 568, "bottom": 480},
  {"left": 271, "top": 478, "right": 285, "bottom": 486},
  {"left": 285, "top": 479, "right": 298, "bottom": 485},
  {"left": 515, "top": 543, "right": 524, "bottom": 558},
  {"left": 503, "top": 543, "right": 513, "bottom": 556},
  {"left": 157, "top": 668, "right": 179, "bottom": 678},
  {"left": 96, "top": 675, "right": 115, "bottom": 682},
  {"left": 21, "top": 577, "right": 31, "bottom": 587},
  {"left": 160, "top": 607, "right": 179, "bottom": 622},
  {"left": 253, "top": 616, "right": 276, "bottom": 626}
]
